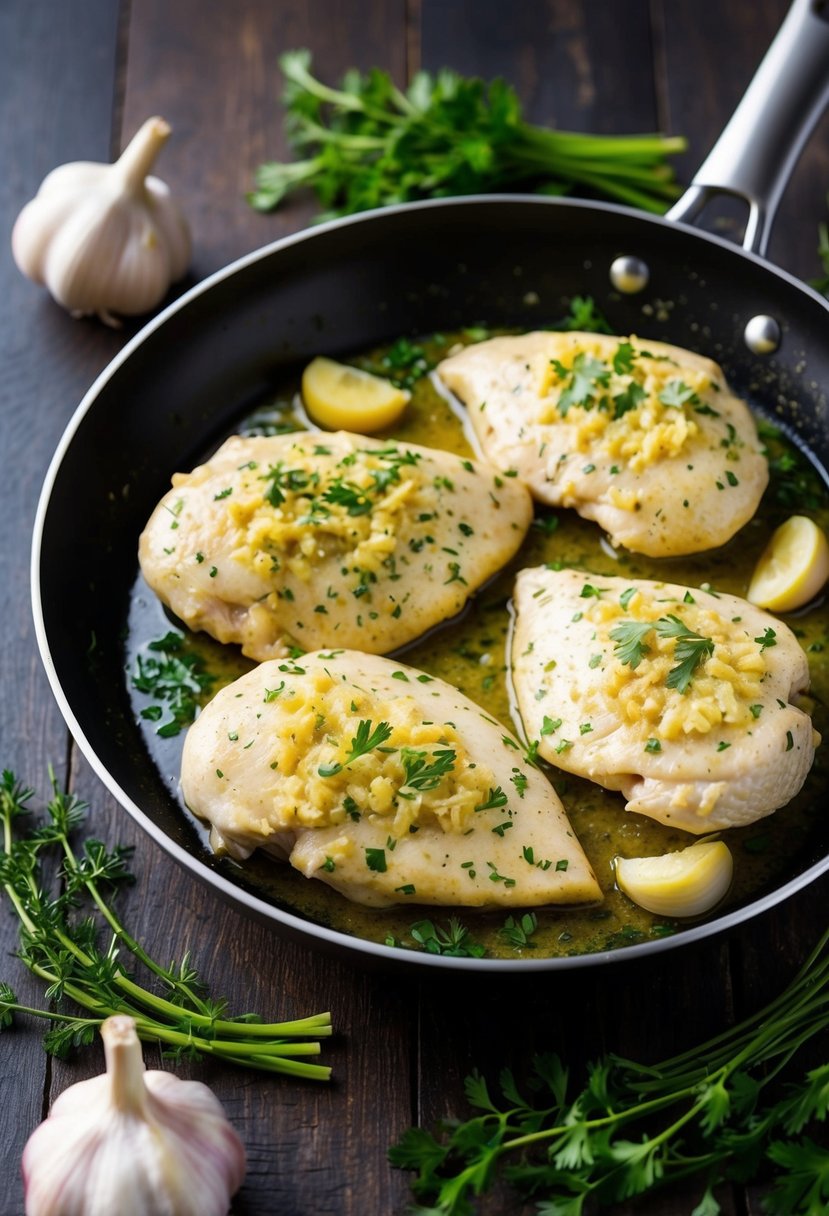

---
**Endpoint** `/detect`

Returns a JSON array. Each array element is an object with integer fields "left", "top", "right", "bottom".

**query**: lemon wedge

[
  {"left": 301, "top": 356, "right": 410, "bottom": 433},
  {"left": 747, "top": 515, "right": 829, "bottom": 612},
  {"left": 614, "top": 841, "right": 733, "bottom": 918}
]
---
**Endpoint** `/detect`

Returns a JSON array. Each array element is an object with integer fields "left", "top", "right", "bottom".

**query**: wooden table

[{"left": 3, "top": 2, "right": 829, "bottom": 1212}]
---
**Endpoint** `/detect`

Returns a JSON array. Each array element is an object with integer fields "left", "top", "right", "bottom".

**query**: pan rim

[{"left": 30, "top": 192, "right": 829, "bottom": 972}]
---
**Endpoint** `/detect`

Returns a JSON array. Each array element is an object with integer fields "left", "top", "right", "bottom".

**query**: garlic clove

[
  {"left": 613, "top": 840, "right": 734, "bottom": 918},
  {"left": 12, "top": 117, "right": 190, "bottom": 326},
  {"left": 22, "top": 1015, "right": 245, "bottom": 1216}
]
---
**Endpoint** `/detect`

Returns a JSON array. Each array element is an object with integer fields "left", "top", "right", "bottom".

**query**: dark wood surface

[{"left": 2, "top": 2, "right": 829, "bottom": 1213}]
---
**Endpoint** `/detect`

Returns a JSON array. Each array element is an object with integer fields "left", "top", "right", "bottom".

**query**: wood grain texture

[
  {"left": 1, "top": 1, "right": 828, "bottom": 1214},
  {"left": 0, "top": 4, "right": 123, "bottom": 1212},
  {"left": 658, "top": 0, "right": 829, "bottom": 279},
  {"left": 420, "top": 0, "right": 658, "bottom": 134},
  {"left": 119, "top": 0, "right": 409, "bottom": 279}
]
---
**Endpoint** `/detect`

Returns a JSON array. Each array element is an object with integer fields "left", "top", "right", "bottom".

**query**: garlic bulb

[
  {"left": 22, "top": 1015, "right": 246, "bottom": 1216},
  {"left": 12, "top": 117, "right": 190, "bottom": 326}
]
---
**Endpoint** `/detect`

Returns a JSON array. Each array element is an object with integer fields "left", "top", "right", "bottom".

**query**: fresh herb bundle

[
  {"left": 0, "top": 770, "right": 332, "bottom": 1079},
  {"left": 249, "top": 52, "right": 686, "bottom": 219},
  {"left": 390, "top": 930, "right": 829, "bottom": 1213}
]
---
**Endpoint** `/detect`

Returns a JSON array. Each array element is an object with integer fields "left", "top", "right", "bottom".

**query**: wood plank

[
  {"left": 420, "top": 0, "right": 658, "bottom": 135},
  {"left": 409, "top": 7, "right": 740, "bottom": 1213},
  {"left": 119, "top": 0, "right": 411, "bottom": 278},
  {"left": 0, "top": 4, "right": 122, "bottom": 1214},
  {"left": 657, "top": 0, "right": 829, "bottom": 280},
  {"left": 46, "top": 4, "right": 415, "bottom": 1214},
  {"left": 65, "top": 755, "right": 414, "bottom": 1215}
]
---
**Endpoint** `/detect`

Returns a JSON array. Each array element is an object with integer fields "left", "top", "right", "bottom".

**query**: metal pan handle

[{"left": 667, "top": 0, "right": 829, "bottom": 255}]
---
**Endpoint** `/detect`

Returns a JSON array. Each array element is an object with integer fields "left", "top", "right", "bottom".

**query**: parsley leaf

[
  {"left": 552, "top": 352, "right": 611, "bottom": 415},
  {"left": 655, "top": 614, "right": 715, "bottom": 692},
  {"left": 658, "top": 379, "right": 699, "bottom": 408},
  {"left": 399, "top": 747, "right": 456, "bottom": 795},
  {"left": 609, "top": 620, "right": 652, "bottom": 669},
  {"left": 131, "top": 632, "right": 216, "bottom": 738},
  {"left": 318, "top": 719, "right": 393, "bottom": 777}
]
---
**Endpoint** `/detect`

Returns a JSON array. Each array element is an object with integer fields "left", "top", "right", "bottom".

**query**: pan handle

[{"left": 667, "top": 0, "right": 829, "bottom": 255}]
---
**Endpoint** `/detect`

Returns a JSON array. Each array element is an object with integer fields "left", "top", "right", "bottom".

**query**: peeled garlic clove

[
  {"left": 12, "top": 117, "right": 190, "bottom": 327},
  {"left": 22, "top": 1015, "right": 245, "bottom": 1216},
  {"left": 613, "top": 840, "right": 733, "bottom": 918}
]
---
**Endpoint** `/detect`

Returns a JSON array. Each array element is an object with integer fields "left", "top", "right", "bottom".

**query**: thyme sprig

[
  {"left": 0, "top": 770, "right": 332, "bottom": 1079},
  {"left": 390, "top": 924, "right": 829, "bottom": 1212}
]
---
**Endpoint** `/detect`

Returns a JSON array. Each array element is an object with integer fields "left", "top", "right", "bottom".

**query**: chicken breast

[
  {"left": 511, "top": 567, "right": 818, "bottom": 833},
  {"left": 437, "top": 331, "right": 768, "bottom": 557},
  {"left": 139, "top": 431, "right": 531, "bottom": 660},
  {"left": 181, "top": 649, "right": 600, "bottom": 908}
]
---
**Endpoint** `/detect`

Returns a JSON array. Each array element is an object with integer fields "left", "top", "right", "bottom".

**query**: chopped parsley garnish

[
  {"left": 318, "top": 719, "right": 393, "bottom": 777},
  {"left": 499, "top": 912, "right": 539, "bottom": 949},
  {"left": 399, "top": 747, "right": 456, "bottom": 795},
  {"left": 611, "top": 614, "right": 715, "bottom": 692},
  {"left": 609, "top": 620, "right": 652, "bottom": 669},
  {"left": 658, "top": 379, "right": 699, "bottom": 408},
  {"left": 262, "top": 462, "right": 311, "bottom": 507},
  {"left": 555, "top": 296, "right": 613, "bottom": 334},
  {"left": 551, "top": 352, "right": 611, "bottom": 415},
  {"left": 474, "top": 787, "right": 508, "bottom": 811},
  {"left": 655, "top": 615, "right": 715, "bottom": 693},
  {"left": 612, "top": 341, "right": 636, "bottom": 374},
  {"left": 613, "top": 381, "right": 646, "bottom": 419},
  {"left": 322, "top": 478, "right": 373, "bottom": 516},
  {"left": 365, "top": 848, "right": 387, "bottom": 873},
  {"left": 408, "top": 917, "right": 485, "bottom": 958},
  {"left": 131, "top": 631, "right": 216, "bottom": 738}
]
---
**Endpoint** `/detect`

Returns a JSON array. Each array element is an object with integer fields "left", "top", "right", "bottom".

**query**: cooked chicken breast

[
  {"left": 139, "top": 431, "right": 531, "bottom": 660},
  {"left": 511, "top": 567, "right": 818, "bottom": 833},
  {"left": 181, "top": 650, "right": 600, "bottom": 908},
  {"left": 437, "top": 332, "right": 768, "bottom": 557}
]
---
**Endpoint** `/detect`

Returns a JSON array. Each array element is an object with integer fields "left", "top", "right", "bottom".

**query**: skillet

[{"left": 32, "top": 0, "right": 829, "bottom": 971}]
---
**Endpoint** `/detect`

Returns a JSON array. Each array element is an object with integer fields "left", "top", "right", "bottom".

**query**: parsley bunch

[
  {"left": 249, "top": 52, "right": 686, "bottom": 218},
  {"left": 390, "top": 926, "right": 829, "bottom": 1213},
  {"left": 0, "top": 771, "right": 332, "bottom": 1078}
]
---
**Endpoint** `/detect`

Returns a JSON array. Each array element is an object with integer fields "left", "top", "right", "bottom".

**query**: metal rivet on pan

[
  {"left": 609, "top": 255, "right": 650, "bottom": 294},
  {"left": 744, "top": 314, "right": 781, "bottom": 354}
]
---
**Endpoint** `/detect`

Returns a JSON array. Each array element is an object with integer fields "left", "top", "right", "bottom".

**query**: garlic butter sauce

[{"left": 126, "top": 328, "right": 829, "bottom": 960}]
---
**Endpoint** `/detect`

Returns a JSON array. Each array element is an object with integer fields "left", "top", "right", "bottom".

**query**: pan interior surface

[{"left": 34, "top": 198, "right": 829, "bottom": 971}]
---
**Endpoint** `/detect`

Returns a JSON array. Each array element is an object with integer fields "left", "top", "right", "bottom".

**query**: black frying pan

[{"left": 32, "top": 0, "right": 829, "bottom": 971}]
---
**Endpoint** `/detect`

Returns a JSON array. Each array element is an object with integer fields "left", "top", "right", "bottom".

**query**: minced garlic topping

[
  {"left": 535, "top": 337, "right": 713, "bottom": 472},
  {"left": 587, "top": 591, "right": 767, "bottom": 740},
  {"left": 253, "top": 665, "right": 496, "bottom": 838},
  {"left": 220, "top": 440, "right": 425, "bottom": 583}
]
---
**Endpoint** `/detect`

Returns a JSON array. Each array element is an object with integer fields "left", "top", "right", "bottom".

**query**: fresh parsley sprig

[
  {"left": 656, "top": 614, "right": 715, "bottom": 693},
  {"left": 399, "top": 747, "right": 456, "bottom": 796},
  {"left": 0, "top": 770, "right": 332, "bottom": 1079},
  {"left": 249, "top": 52, "right": 686, "bottom": 218},
  {"left": 610, "top": 615, "right": 714, "bottom": 693},
  {"left": 318, "top": 718, "right": 393, "bottom": 777},
  {"left": 390, "top": 922, "right": 829, "bottom": 1212}
]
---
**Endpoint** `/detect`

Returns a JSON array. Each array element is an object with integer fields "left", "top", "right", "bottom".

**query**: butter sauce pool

[{"left": 126, "top": 328, "right": 829, "bottom": 959}]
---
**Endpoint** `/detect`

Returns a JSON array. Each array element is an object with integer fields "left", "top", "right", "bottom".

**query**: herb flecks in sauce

[{"left": 127, "top": 323, "right": 829, "bottom": 960}]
